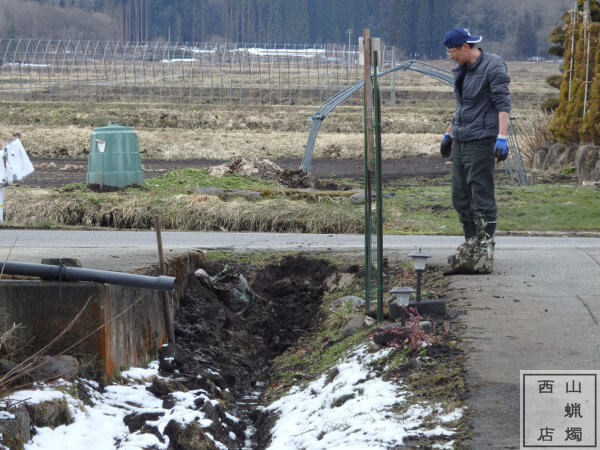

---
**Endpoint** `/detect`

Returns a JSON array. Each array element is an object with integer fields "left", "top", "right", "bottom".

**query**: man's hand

[
  {"left": 493, "top": 136, "right": 508, "bottom": 162},
  {"left": 440, "top": 134, "right": 453, "bottom": 158}
]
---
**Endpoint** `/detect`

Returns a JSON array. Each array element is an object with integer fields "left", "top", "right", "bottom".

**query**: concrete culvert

[{"left": 157, "top": 254, "right": 336, "bottom": 449}]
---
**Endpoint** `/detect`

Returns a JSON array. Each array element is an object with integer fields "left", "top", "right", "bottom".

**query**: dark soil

[
  {"left": 155, "top": 255, "right": 336, "bottom": 449},
  {"left": 23, "top": 156, "right": 451, "bottom": 188}
]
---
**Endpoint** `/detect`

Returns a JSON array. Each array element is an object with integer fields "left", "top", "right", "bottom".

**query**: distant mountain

[{"left": 0, "top": 0, "right": 575, "bottom": 58}]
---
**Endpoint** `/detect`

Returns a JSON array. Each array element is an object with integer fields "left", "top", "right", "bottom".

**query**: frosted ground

[{"left": 12, "top": 344, "right": 461, "bottom": 449}]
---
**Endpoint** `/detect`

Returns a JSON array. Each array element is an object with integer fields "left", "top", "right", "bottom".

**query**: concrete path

[{"left": 2, "top": 230, "right": 600, "bottom": 447}]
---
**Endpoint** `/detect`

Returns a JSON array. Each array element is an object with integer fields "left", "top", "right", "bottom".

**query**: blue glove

[
  {"left": 440, "top": 134, "right": 452, "bottom": 158},
  {"left": 494, "top": 137, "right": 508, "bottom": 162}
]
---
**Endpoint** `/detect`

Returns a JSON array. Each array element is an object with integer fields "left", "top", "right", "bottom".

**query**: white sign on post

[
  {"left": 0, "top": 138, "right": 35, "bottom": 222},
  {"left": 358, "top": 37, "right": 383, "bottom": 67}
]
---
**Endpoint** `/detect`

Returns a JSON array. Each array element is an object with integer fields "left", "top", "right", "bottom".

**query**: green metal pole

[
  {"left": 362, "top": 31, "right": 374, "bottom": 315},
  {"left": 373, "top": 52, "right": 384, "bottom": 322},
  {"left": 364, "top": 111, "right": 372, "bottom": 313}
]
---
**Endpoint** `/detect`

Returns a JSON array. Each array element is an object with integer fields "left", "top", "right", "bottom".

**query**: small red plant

[{"left": 369, "top": 307, "right": 431, "bottom": 351}]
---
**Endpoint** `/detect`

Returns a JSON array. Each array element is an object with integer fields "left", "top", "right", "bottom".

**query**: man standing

[{"left": 440, "top": 27, "right": 511, "bottom": 242}]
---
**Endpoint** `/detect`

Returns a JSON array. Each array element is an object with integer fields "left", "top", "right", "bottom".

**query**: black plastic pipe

[{"left": 1, "top": 261, "right": 175, "bottom": 291}]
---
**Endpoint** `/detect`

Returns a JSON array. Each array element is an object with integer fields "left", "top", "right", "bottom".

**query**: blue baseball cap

[{"left": 443, "top": 27, "right": 482, "bottom": 48}]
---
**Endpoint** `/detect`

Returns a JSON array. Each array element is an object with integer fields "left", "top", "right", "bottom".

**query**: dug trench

[{"left": 153, "top": 254, "right": 340, "bottom": 449}]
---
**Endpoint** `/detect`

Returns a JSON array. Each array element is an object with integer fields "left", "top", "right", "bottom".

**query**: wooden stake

[{"left": 154, "top": 215, "right": 175, "bottom": 344}]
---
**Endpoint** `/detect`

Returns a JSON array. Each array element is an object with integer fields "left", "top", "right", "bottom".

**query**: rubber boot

[
  {"left": 485, "top": 222, "right": 496, "bottom": 239},
  {"left": 462, "top": 221, "right": 476, "bottom": 241}
]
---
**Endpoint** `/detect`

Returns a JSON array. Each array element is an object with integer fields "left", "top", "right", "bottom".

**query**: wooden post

[{"left": 154, "top": 215, "right": 175, "bottom": 344}]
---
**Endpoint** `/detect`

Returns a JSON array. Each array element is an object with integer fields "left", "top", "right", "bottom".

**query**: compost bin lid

[{"left": 93, "top": 122, "right": 134, "bottom": 132}]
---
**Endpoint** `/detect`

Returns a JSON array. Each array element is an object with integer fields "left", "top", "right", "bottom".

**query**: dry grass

[
  {"left": 514, "top": 111, "right": 554, "bottom": 166},
  {"left": 1, "top": 125, "right": 441, "bottom": 160},
  {"left": 0, "top": 59, "right": 560, "bottom": 164},
  {"left": 5, "top": 188, "right": 364, "bottom": 233}
]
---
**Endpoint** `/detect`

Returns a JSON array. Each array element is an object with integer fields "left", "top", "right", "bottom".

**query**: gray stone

[
  {"left": 419, "top": 321, "right": 433, "bottom": 333},
  {"left": 367, "top": 341, "right": 382, "bottom": 353},
  {"left": 544, "top": 143, "right": 566, "bottom": 170},
  {"left": 409, "top": 300, "right": 446, "bottom": 318},
  {"left": 329, "top": 295, "right": 364, "bottom": 311},
  {"left": 364, "top": 316, "right": 375, "bottom": 327},
  {"left": 230, "top": 189, "right": 262, "bottom": 201},
  {"left": 324, "top": 367, "right": 339, "bottom": 386},
  {"left": 26, "top": 398, "right": 73, "bottom": 428},
  {"left": 532, "top": 148, "right": 548, "bottom": 170},
  {"left": 575, "top": 144, "right": 600, "bottom": 182},
  {"left": 0, "top": 409, "right": 31, "bottom": 445},
  {"left": 342, "top": 315, "right": 365, "bottom": 338},
  {"left": 33, "top": 355, "right": 78, "bottom": 380},
  {"left": 0, "top": 359, "right": 16, "bottom": 377},
  {"left": 331, "top": 393, "right": 356, "bottom": 408},
  {"left": 324, "top": 272, "right": 356, "bottom": 293},
  {"left": 397, "top": 358, "right": 421, "bottom": 372},
  {"left": 556, "top": 145, "right": 578, "bottom": 167},
  {"left": 194, "top": 187, "right": 226, "bottom": 197},
  {"left": 349, "top": 191, "right": 366, "bottom": 205}
]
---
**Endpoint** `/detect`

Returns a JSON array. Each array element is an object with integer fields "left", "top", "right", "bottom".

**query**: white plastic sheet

[{"left": 1, "top": 138, "right": 34, "bottom": 186}]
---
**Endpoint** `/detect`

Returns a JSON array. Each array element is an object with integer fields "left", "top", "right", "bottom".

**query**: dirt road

[{"left": 24, "top": 156, "right": 451, "bottom": 188}]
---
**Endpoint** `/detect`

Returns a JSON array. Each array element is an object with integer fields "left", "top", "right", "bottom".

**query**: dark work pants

[{"left": 451, "top": 137, "right": 497, "bottom": 224}]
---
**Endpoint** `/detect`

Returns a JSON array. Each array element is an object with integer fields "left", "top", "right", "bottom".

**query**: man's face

[{"left": 446, "top": 43, "right": 469, "bottom": 64}]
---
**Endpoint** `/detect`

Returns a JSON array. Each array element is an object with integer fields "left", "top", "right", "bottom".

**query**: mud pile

[
  {"left": 156, "top": 255, "right": 335, "bottom": 448},
  {"left": 206, "top": 157, "right": 341, "bottom": 190}
]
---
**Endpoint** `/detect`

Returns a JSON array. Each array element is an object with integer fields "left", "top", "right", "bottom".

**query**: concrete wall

[{"left": 0, "top": 251, "right": 204, "bottom": 378}]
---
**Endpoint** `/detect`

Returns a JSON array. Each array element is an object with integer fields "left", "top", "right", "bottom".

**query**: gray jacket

[{"left": 450, "top": 50, "right": 511, "bottom": 142}]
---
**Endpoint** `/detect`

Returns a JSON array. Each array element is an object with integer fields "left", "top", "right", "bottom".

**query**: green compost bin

[{"left": 86, "top": 122, "right": 144, "bottom": 188}]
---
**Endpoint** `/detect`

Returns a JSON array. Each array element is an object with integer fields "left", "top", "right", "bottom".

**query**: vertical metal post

[
  {"left": 583, "top": 0, "right": 591, "bottom": 118},
  {"left": 373, "top": 50, "right": 384, "bottom": 322},
  {"left": 416, "top": 271, "right": 422, "bottom": 302},
  {"left": 0, "top": 187, "right": 4, "bottom": 222},
  {"left": 363, "top": 29, "right": 374, "bottom": 314},
  {"left": 568, "top": 1, "right": 577, "bottom": 100},
  {"left": 391, "top": 47, "right": 396, "bottom": 106}
]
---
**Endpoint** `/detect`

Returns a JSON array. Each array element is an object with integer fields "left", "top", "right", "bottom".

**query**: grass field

[
  {"left": 4, "top": 168, "right": 599, "bottom": 234},
  {"left": 5, "top": 59, "right": 591, "bottom": 235},
  {"left": 0, "top": 60, "right": 561, "bottom": 161}
]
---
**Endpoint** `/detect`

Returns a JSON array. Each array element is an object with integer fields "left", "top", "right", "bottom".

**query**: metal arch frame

[
  {"left": 151, "top": 41, "right": 160, "bottom": 100},
  {"left": 32, "top": 39, "right": 44, "bottom": 99},
  {"left": 69, "top": 40, "right": 82, "bottom": 100},
  {"left": 160, "top": 42, "right": 170, "bottom": 101},
  {"left": 58, "top": 40, "right": 72, "bottom": 100},
  {"left": 81, "top": 40, "right": 92, "bottom": 102},
  {"left": 121, "top": 41, "right": 130, "bottom": 101},
  {"left": 42, "top": 40, "right": 53, "bottom": 99},
  {"left": 92, "top": 41, "right": 102, "bottom": 100},
  {"left": 111, "top": 42, "right": 121, "bottom": 100},
  {"left": 11, "top": 39, "right": 24, "bottom": 99},
  {"left": 22, "top": 39, "right": 34, "bottom": 99},
  {"left": 130, "top": 42, "right": 140, "bottom": 102},
  {"left": 101, "top": 41, "right": 112, "bottom": 101},
  {"left": 300, "top": 60, "right": 529, "bottom": 186}
]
